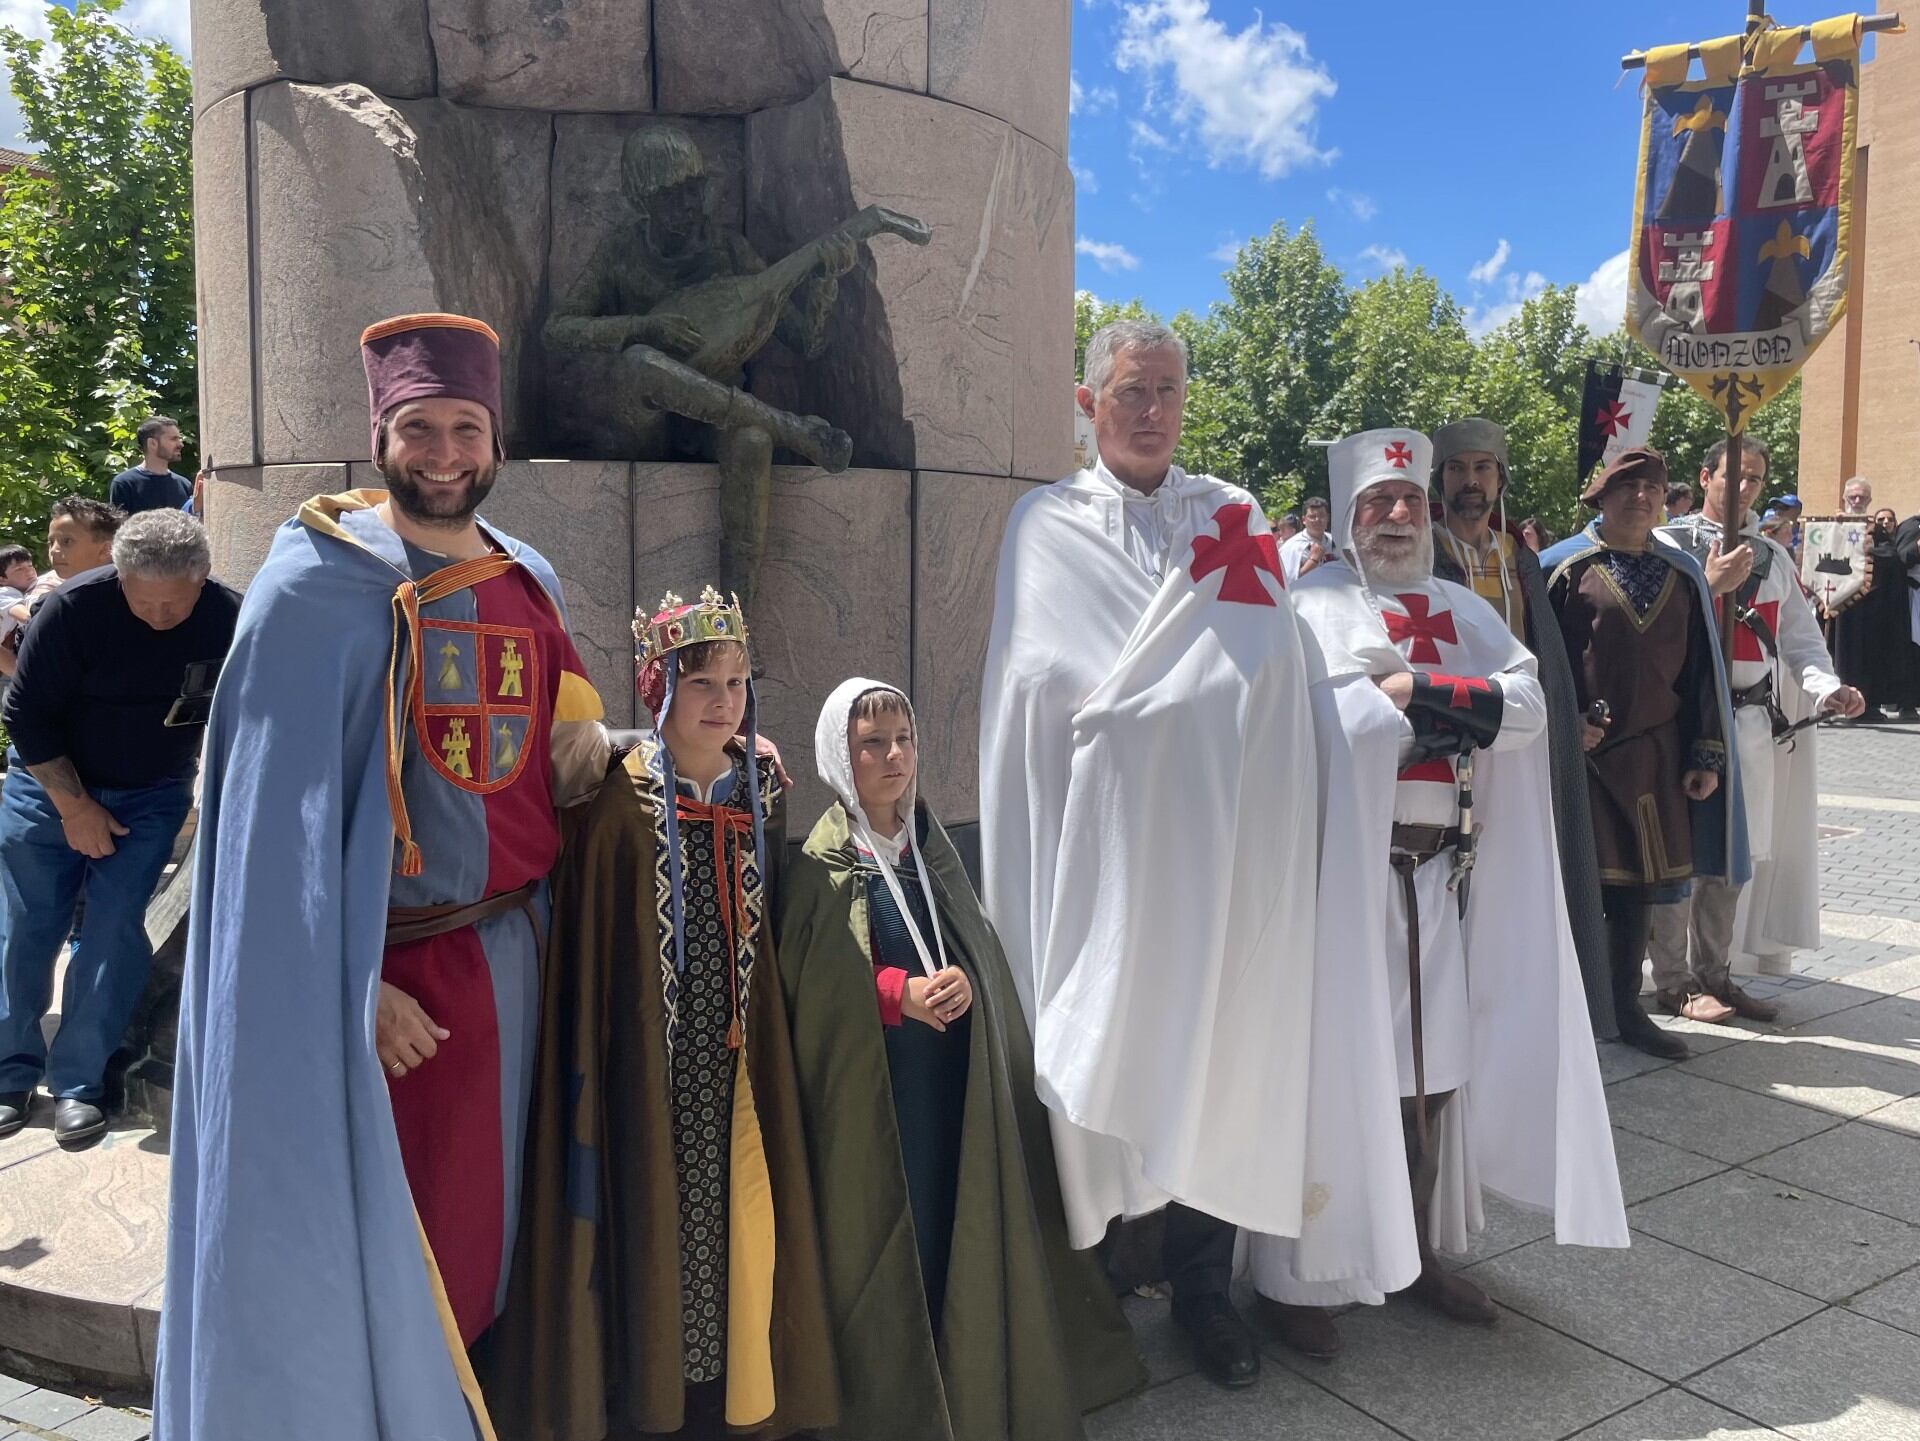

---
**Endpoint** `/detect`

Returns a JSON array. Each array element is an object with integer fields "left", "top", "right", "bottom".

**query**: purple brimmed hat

[{"left": 360, "top": 312, "right": 505, "bottom": 460}]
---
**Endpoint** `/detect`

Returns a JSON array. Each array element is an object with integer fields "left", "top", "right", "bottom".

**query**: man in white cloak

[
  {"left": 1653, "top": 437, "right": 1862, "bottom": 1018},
  {"left": 980, "top": 320, "right": 1320, "bottom": 1388},
  {"left": 1250, "top": 428, "right": 1628, "bottom": 1352}
]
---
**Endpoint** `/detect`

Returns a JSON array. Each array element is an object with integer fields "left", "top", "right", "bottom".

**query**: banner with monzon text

[{"left": 1627, "top": 17, "right": 1866, "bottom": 433}]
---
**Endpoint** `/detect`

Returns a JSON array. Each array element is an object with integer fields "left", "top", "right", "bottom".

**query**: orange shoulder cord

[
  {"left": 384, "top": 552, "right": 518, "bottom": 876},
  {"left": 673, "top": 796, "right": 758, "bottom": 1049}
]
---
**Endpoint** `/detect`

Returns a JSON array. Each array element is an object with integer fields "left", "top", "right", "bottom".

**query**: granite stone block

[
  {"left": 193, "top": 91, "right": 255, "bottom": 468},
  {"left": 202, "top": 466, "right": 350, "bottom": 588},
  {"left": 1629, "top": 1169, "right": 1920, "bottom": 1301},
  {"left": 1691, "top": 1309, "right": 1920, "bottom": 1439},
  {"left": 1849, "top": 1264, "right": 1920, "bottom": 1338},
  {"left": 1608, "top": 1126, "right": 1729, "bottom": 1206},
  {"left": 189, "top": 0, "right": 433, "bottom": 113},
  {"left": 1085, "top": 1366, "right": 1397, "bottom": 1441},
  {"left": 1567, "top": 1388, "right": 1786, "bottom": 1439},
  {"left": 1607, "top": 1069, "right": 1840, "bottom": 1165},
  {"left": 1467, "top": 1231, "right": 1821, "bottom": 1380},
  {"left": 929, "top": 0, "right": 1070, "bottom": 152},
  {"left": 432, "top": 0, "right": 652, "bottom": 111},
  {"left": 655, "top": 0, "right": 928, "bottom": 113},
  {"left": 1680, "top": 1030, "right": 1920, "bottom": 1120},
  {"left": 1750, "top": 1119, "right": 1920, "bottom": 1225}
]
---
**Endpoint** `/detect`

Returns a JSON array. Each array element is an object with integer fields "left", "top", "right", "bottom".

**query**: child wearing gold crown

[{"left": 487, "top": 587, "right": 836, "bottom": 1440}]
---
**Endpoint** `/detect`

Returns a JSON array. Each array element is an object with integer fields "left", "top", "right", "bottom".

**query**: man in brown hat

[
  {"left": 1429, "top": 417, "right": 1612, "bottom": 1034},
  {"left": 157, "top": 314, "right": 614, "bottom": 1440},
  {"left": 1541, "top": 447, "right": 1745, "bottom": 1061}
]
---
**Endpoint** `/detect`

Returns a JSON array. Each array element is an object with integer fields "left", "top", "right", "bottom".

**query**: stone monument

[{"left": 192, "top": 0, "right": 1075, "bottom": 824}]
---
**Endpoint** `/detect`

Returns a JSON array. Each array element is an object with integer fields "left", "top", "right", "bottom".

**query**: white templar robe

[
  {"left": 980, "top": 463, "right": 1320, "bottom": 1248},
  {"left": 1661, "top": 515, "right": 1840, "bottom": 974},
  {"left": 1250, "top": 567, "right": 1627, "bottom": 1304}
]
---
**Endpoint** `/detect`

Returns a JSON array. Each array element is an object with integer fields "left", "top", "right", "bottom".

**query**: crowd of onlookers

[{"left": 0, "top": 414, "right": 238, "bottom": 1146}]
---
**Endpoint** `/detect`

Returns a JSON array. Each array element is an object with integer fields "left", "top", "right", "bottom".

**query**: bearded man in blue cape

[{"left": 155, "top": 314, "right": 612, "bottom": 1441}]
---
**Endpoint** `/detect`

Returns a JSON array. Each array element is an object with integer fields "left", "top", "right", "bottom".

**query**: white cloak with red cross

[
  {"left": 1249, "top": 566, "right": 1627, "bottom": 1303},
  {"left": 980, "top": 465, "right": 1323, "bottom": 1247}
]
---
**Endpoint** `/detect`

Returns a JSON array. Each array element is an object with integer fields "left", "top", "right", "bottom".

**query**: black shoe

[
  {"left": 0, "top": 1091, "right": 28, "bottom": 1138},
  {"left": 1258, "top": 1296, "right": 1342, "bottom": 1359},
  {"left": 53, "top": 1097, "right": 107, "bottom": 1147},
  {"left": 1404, "top": 1265, "right": 1501, "bottom": 1325},
  {"left": 1616, "top": 1005, "right": 1690, "bottom": 1060},
  {"left": 1173, "top": 1294, "right": 1261, "bottom": 1388}
]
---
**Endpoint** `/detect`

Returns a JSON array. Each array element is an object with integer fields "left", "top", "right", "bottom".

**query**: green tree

[
  {"left": 1317, "top": 266, "right": 1474, "bottom": 461},
  {"left": 0, "top": 0, "right": 194, "bottom": 541}
]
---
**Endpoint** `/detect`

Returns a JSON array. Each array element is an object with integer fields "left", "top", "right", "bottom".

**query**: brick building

[{"left": 1798, "top": 31, "right": 1920, "bottom": 519}]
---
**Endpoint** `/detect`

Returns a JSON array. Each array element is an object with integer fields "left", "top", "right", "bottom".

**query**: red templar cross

[
  {"left": 1425, "top": 672, "right": 1491, "bottom": 708},
  {"left": 1384, "top": 441, "right": 1414, "bottom": 468},
  {"left": 1730, "top": 598, "right": 1780, "bottom": 664},
  {"left": 1596, "top": 400, "right": 1632, "bottom": 438},
  {"left": 1191, "top": 502, "right": 1283, "bottom": 606},
  {"left": 1384, "top": 593, "right": 1457, "bottom": 664}
]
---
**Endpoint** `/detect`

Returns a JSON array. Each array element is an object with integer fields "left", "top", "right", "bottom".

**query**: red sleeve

[{"left": 874, "top": 966, "right": 908, "bottom": 1027}]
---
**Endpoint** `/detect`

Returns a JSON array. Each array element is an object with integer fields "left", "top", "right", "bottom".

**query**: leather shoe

[
  {"left": 1616, "top": 1006, "right": 1690, "bottom": 1060},
  {"left": 1655, "top": 988, "right": 1736, "bottom": 1024},
  {"left": 1173, "top": 1294, "right": 1261, "bottom": 1388},
  {"left": 1405, "top": 1266, "right": 1500, "bottom": 1325},
  {"left": 1259, "top": 1297, "right": 1342, "bottom": 1359},
  {"left": 1710, "top": 983, "right": 1779, "bottom": 1023},
  {"left": 0, "top": 1091, "right": 28, "bottom": 1138},
  {"left": 53, "top": 1098, "right": 107, "bottom": 1147}
]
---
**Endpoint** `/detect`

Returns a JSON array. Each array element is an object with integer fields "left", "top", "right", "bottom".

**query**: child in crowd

[
  {"left": 490, "top": 587, "right": 834, "bottom": 1441},
  {"left": 777, "top": 677, "right": 1142, "bottom": 1440}
]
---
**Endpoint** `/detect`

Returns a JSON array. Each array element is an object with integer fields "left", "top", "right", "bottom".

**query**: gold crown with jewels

[{"left": 633, "top": 585, "right": 749, "bottom": 668}]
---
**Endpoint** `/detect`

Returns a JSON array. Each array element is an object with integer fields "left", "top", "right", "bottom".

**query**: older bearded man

[{"left": 1250, "top": 428, "right": 1625, "bottom": 1357}]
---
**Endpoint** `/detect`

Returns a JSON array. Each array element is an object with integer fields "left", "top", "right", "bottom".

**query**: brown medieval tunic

[
  {"left": 482, "top": 742, "right": 837, "bottom": 1440},
  {"left": 1551, "top": 542, "right": 1724, "bottom": 894}
]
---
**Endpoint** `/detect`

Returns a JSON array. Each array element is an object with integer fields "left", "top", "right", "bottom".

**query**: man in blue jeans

[{"left": 0, "top": 509, "right": 238, "bottom": 1144}]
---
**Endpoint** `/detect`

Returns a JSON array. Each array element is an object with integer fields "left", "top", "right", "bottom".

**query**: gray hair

[
  {"left": 1082, "top": 319, "right": 1188, "bottom": 396},
  {"left": 1842, "top": 475, "right": 1872, "bottom": 498},
  {"left": 112, "top": 508, "right": 211, "bottom": 581}
]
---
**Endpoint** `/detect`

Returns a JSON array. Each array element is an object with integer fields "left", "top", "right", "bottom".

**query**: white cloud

[
  {"left": 1359, "top": 243, "right": 1407, "bottom": 270},
  {"left": 1077, "top": 236, "right": 1142, "bottom": 273},
  {"left": 120, "top": 0, "right": 192, "bottom": 55},
  {"left": 1575, "top": 249, "right": 1632, "bottom": 335},
  {"left": 1129, "top": 118, "right": 1176, "bottom": 154},
  {"left": 1210, "top": 234, "right": 1244, "bottom": 264},
  {"left": 1327, "top": 187, "right": 1377, "bottom": 222},
  {"left": 1070, "top": 72, "right": 1117, "bottom": 116},
  {"left": 1069, "top": 155, "right": 1098, "bottom": 194},
  {"left": 0, "top": 0, "right": 191, "bottom": 149},
  {"left": 1467, "top": 238, "right": 1511, "bottom": 287},
  {"left": 1114, "top": 0, "right": 1336, "bottom": 180}
]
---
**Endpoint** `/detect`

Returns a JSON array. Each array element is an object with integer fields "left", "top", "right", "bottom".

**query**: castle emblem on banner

[{"left": 1625, "top": 18, "right": 1867, "bottom": 431}]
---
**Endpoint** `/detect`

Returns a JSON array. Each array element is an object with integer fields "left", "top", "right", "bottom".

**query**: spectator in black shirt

[
  {"left": 0, "top": 509, "right": 239, "bottom": 1144},
  {"left": 109, "top": 415, "right": 193, "bottom": 515}
]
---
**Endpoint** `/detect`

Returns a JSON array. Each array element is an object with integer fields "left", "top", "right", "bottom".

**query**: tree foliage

[
  {"left": 1078, "top": 243, "right": 1803, "bottom": 530},
  {"left": 0, "top": 0, "right": 194, "bottom": 543}
]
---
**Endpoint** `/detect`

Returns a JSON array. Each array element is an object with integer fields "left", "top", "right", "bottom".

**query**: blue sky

[{"left": 1070, "top": 0, "right": 1887, "bottom": 334}]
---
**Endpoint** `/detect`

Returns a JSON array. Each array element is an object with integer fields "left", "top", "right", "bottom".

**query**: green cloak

[{"left": 778, "top": 799, "right": 1144, "bottom": 1441}]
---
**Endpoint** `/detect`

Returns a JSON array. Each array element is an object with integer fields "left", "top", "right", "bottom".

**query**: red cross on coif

[
  {"left": 1383, "top": 592, "right": 1457, "bottom": 664},
  {"left": 1191, "top": 502, "right": 1283, "bottom": 606},
  {"left": 1384, "top": 441, "right": 1414, "bottom": 468}
]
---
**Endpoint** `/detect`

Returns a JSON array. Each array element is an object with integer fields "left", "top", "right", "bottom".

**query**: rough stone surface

[
  {"left": 911, "top": 472, "right": 1035, "bottom": 822},
  {"left": 432, "top": 0, "right": 652, "bottom": 111},
  {"left": 188, "top": 0, "right": 433, "bottom": 114},
  {"left": 1680, "top": 1029, "right": 1920, "bottom": 1120},
  {"left": 203, "top": 465, "right": 350, "bottom": 585},
  {"left": 1629, "top": 1169, "right": 1920, "bottom": 1302},
  {"left": 1850, "top": 1264, "right": 1920, "bottom": 1338},
  {"left": 1607, "top": 1125, "right": 1729, "bottom": 1206},
  {"left": 1567, "top": 1389, "right": 1786, "bottom": 1440},
  {"left": 630, "top": 464, "right": 910, "bottom": 820},
  {"left": 1467, "top": 1231, "right": 1822, "bottom": 1380},
  {"left": 1608, "top": 1069, "right": 1840, "bottom": 1165},
  {"left": 1691, "top": 1308, "right": 1920, "bottom": 1438},
  {"left": 351, "top": 460, "right": 637, "bottom": 725},
  {"left": 929, "top": 0, "right": 1070, "bottom": 153},
  {"left": 193, "top": 91, "right": 255, "bottom": 469},
  {"left": 249, "top": 83, "right": 552, "bottom": 464},
  {"left": 1003, "top": 132, "right": 1075, "bottom": 480},
  {"left": 653, "top": 0, "right": 927, "bottom": 115},
  {"left": 747, "top": 80, "right": 1017, "bottom": 478},
  {"left": 1086, "top": 1367, "right": 1398, "bottom": 1441},
  {"left": 1750, "top": 1119, "right": 1920, "bottom": 1225}
]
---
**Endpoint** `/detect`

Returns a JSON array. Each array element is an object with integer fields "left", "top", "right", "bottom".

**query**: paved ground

[{"left": 4, "top": 721, "right": 1919, "bottom": 1441}]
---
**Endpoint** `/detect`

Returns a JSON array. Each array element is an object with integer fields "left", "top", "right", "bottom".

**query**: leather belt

[
  {"left": 386, "top": 879, "right": 541, "bottom": 949},
  {"left": 1732, "top": 676, "right": 1774, "bottom": 709},
  {"left": 1390, "top": 823, "right": 1465, "bottom": 863}
]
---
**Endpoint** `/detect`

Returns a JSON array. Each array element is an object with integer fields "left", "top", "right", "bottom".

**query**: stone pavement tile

[
  {"left": 1749, "top": 1120, "right": 1920, "bottom": 1224},
  {"left": 1118, "top": 1292, "right": 1195, "bottom": 1388},
  {"left": 1609, "top": 1127, "right": 1728, "bottom": 1205},
  {"left": 0, "top": 1387, "right": 95, "bottom": 1429},
  {"left": 1849, "top": 1265, "right": 1920, "bottom": 1339},
  {"left": 1628, "top": 1170, "right": 1920, "bottom": 1302},
  {"left": 1862, "top": 1094, "right": 1920, "bottom": 1137},
  {"left": 0, "top": 1378, "right": 27, "bottom": 1406},
  {"left": 1597, "top": 1039, "right": 1678, "bottom": 1086},
  {"left": 1690, "top": 1309, "right": 1920, "bottom": 1439},
  {"left": 1646, "top": 1010, "right": 1752, "bottom": 1054},
  {"left": 1679, "top": 1031, "right": 1920, "bottom": 1120},
  {"left": 1606, "top": 1069, "right": 1839, "bottom": 1165},
  {"left": 1783, "top": 992, "right": 1920, "bottom": 1059},
  {"left": 1465, "top": 1231, "right": 1821, "bottom": 1382},
  {"left": 1441, "top": 1192, "right": 1554, "bottom": 1270},
  {"left": 1266, "top": 1294, "right": 1661, "bottom": 1441},
  {"left": 1568, "top": 1387, "right": 1786, "bottom": 1438},
  {"left": 1831, "top": 951, "right": 1920, "bottom": 997},
  {"left": 60, "top": 1406, "right": 153, "bottom": 1440},
  {"left": 1763, "top": 977, "right": 1885, "bottom": 1028},
  {"left": 1085, "top": 1367, "right": 1397, "bottom": 1440}
]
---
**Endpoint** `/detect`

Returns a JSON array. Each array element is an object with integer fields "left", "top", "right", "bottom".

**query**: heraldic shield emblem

[
  {"left": 414, "top": 619, "right": 538, "bottom": 792},
  {"left": 1799, "top": 516, "right": 1873, "bottom": 618}
]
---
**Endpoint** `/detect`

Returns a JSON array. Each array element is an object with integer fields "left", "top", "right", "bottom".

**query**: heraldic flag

[
  {"left": 1626, "top": 16, "right": 1869, "bottom": 432},
  {"left": 1576, "top": 361, "right": 1662, "bottom": 481}
]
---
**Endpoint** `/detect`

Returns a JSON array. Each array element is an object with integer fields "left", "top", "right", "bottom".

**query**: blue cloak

[
  {"left": 155, "top": 496, "right": 570, "bottom": 1441},
  {"left": 1540, "top": 520, "right": 1752, "bottom": 888}
]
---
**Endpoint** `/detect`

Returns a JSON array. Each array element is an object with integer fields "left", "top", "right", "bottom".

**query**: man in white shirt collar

[{"left": 1280, "top": 496, "right": 1334, "bottom": 583}]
